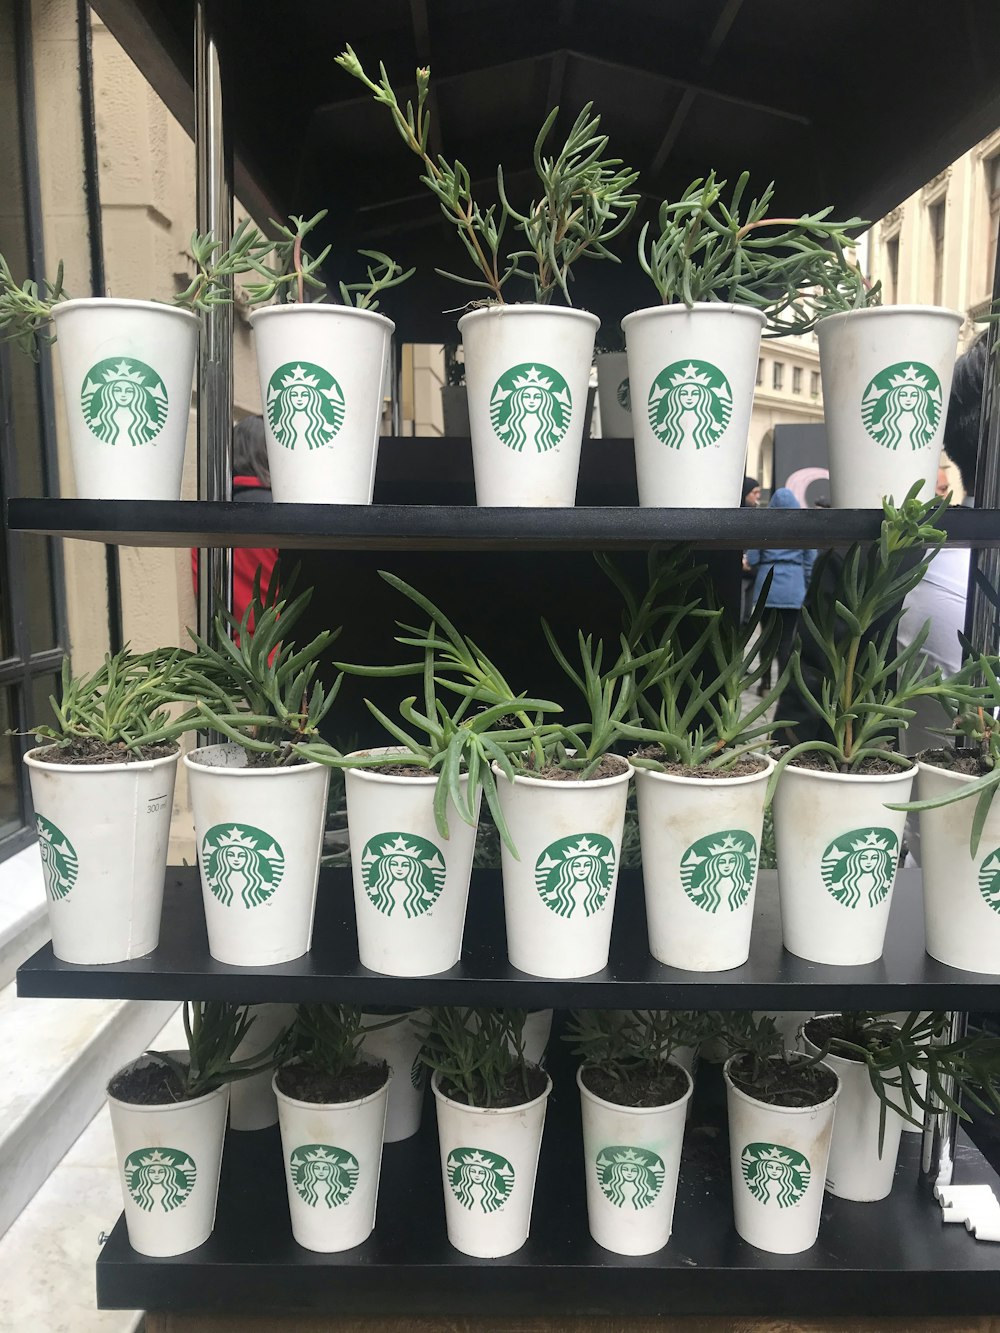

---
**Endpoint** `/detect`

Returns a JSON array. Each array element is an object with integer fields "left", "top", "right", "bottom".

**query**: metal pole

[
  {"left": 194, "top": 0, "right": 232, "bottom": 643},
  {"left": 920, "top": 1011, "right": 968, "bottom": 1188}
]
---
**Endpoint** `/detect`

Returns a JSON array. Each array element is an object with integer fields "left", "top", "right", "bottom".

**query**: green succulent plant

[{"left": 416, "top": 1007, "right": 533, "bottom": 1108}]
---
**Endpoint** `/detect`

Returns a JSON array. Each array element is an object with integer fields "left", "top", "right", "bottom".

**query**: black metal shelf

[
  {"left": 17, "top": 868, "right": 1000, "bottom": 1007},
  {"left": 7, "top": 496, "right": 1000, "bottom": 551},
  {"left": 95, "top": 1070, "right": 1000, "bottom": 1316}
]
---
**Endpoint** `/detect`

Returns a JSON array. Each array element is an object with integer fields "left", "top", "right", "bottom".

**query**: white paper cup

[
  {"left": 360, "top": 1011, "right": 427, "bottom": 1143},
  {"left": 185, "top": 743, "right": 330, "bottom": 967},
  {"left": 274, "top": 1068, "right": 390, "bottom": 1252},
  {"left": 724, "top": 1055, "right": 839, "bottom": 1254},
  {"left": 917, "top": 760, "right": 1000, "bottom": 974},
  {"left": 51, "top": 298, "right": 198, "bottom": 501},
  {"left": 494, "top": 760, "right": 633, "bottom": 977},
  {"left": 595, "top": 352, "right": 632, "bottom": 438},
  {"left": 773, "top": 762, "right": 913, "bottom": 965},
  {"left": 228, "top": 1004, "right": 297, "bottom": 1131},
  {"left": 24, "top": 747, "right": 177, "bottom": 964},
  {"left": 578, "top": 1063, "right": 692, "bottom": 1255},
  {"left": 635, "top": 758, "right": 772, "bottom": 971},
  {"left": 817, "top": 305, "right": 962, "bottom": 509},
  {"left": 249, "top": 304, "right": 393, "bottom": 504},
  {"left": 458, "top": 305, "right": 600, "bottom": 506},
  {"left": 622, "top": 303, "right": 764, "bottom": 508},
  {"left": 108, "top": 1056, "right": 229, "bottom": 1258},
  {"left": 345, "top": 749, "right": 480, "bottom": 976},
  {"left": 433, "top": 1070, "right": 551, "bottom": 1258}
]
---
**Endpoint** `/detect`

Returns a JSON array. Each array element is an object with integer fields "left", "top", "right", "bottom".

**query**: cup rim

[
  {"left": 247, "top": 302, "right": 394, "bottom": 333},
  {"left": 25, "top": 744, "right": 180, "bottom": 775},
  {"left": 576, "top": 1059, "right": 694, "bottom": 1113},
  {"left": 622, "top": 302, "right": 767, "bottom": 331},
  {"left": 52, "top": 296, "right": 200, "bottom": 324},
  {"left": 633, "top": 753, "right": 774, "bottom": 788},
  {"left": 106, "top": 1053, "right": 229, "bottom": 1112},
  {"left": 457, "top": 303, "right": 600, "bottom": 332},
  {"left": 431, "top": 1067, "right": 553, "bottom": 1116},
  {"left": 723, "top": 1052, "right": 840, "bottom": 1114},
  {"left": 183, "top": 741, "right": 325, "bottom": 776},
  {"left": 272, "top": 1061, "right": 392, "bottom": 1112}
]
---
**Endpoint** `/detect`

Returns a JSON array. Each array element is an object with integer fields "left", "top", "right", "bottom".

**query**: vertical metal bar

[
  {"left": 920, "top": 1011, "right": 968, "bottom": 1188},
  {"left": 194, "top": 0, "right": 232, "bottom": 644}
]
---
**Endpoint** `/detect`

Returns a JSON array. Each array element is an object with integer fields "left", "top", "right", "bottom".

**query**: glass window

[
  {"left": 755, "top": 358, "right": 763, "bottom": 387},
  {"left": 810, "top": 371, "right": 821, "bottom": 397},
  {"left": 987, "top": 157, "right": 1000, "bottom": 291},
  {"left": 928, "top": 200, "right": 946, "bottom": 307},
  {"left": 885, "top": 235, "right": 900, "bottom": 303},
  {"left": 772, "top": 362, "right": 784, "bottom": 391},
  {"left": 0, "top": 690, "right": 20, "bottom": 842},
  {"left": 792, "top": 367, "right": 802, "bottom": 394}
]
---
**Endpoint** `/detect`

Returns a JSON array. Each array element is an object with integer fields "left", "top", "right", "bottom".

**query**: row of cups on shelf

[
  {"left": 49, "top": 296, "right": 961, "bottom": 511},
  {"left": 26, "top": 737, "right": 1000, "bottom": 977},
  {"left": 109, "top": 1005, "right": 919, "bottom": 1262}
]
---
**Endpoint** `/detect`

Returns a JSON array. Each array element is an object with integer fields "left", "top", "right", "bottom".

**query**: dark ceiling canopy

[{"left": 92, "top": 0, "right": 1000, "bottom": 341}]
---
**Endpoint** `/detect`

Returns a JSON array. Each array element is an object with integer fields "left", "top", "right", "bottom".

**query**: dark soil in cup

[
  {"left": 518, "top": 753, "right": 630, "bottom": 782},
  {"left": 35, "top": 739, "right": 178, "bottom": 766},
  {"left": 634, "top": 748, "right": 767, "bottom": 779},
  {"left": 920, "top": 746, "right": 993, "bottom": 778},
  {"left": 581, "top": 1061, "right": 689, "bottom": 1108},
  {"left": 276, "top": 1058, "right": 389, "bottom": 1105},
  {"left": 783, "top": 748, "right": 910, "bottom": 777},
  {"left": 728, "top": 1052, "right": 838, "bottom": 1108},
  {"left": 440, "top": 1063, "right": 548, "bottom": 1109},
  {"left": 805, "top": 1014, "right": 898, "bottom": 1064},
  {"left": 244, "top": 749, "right": 310, "bottom": 769},
  {"left": 109, "top": 1060, "right": 193, "bottom": 1105},
  {"left": 358, "top": 762, "right": 436, "bottom": 777}
]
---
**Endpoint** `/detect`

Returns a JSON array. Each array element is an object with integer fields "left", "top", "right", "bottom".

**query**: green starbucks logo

[
  {"left": 741, "top": 1142, "right": 810, "bottom": 1208},
  {"left": 977, "top": 847, "right": 1000, "bottom": 915},
  {"left": 680, "top": 830, "right": 757, "bottom": 913},
  {"left": 289, "top": 1144, "right": 359, "bottom": 1208},
  {"left": 821, "top": 827, "right": 898, "bottom": 909},
  {"left": 534, "top": 833, "right": 616, "bottom": 918},
  {"left": 201, "top": 823, "right": 285, "bottom": 908},
  {"left": 266, "top": 362, "right": 345, "bottom": 450},
  {"left": 489, "top": 363, "right": 571, "bottom": 453},
  {"left": 648, "top": 360, "right": 733, "bottom": 449},
  {"left": 360, "top": 832, "right": 446, "bottom": 918},
  {"left": 81, "top": 358, "right": 168, "bottom": 446},
  {"left": 447, "top": 1147, "right": 515, "bottom": 1213},
  {"left": 616, "top": 377, "right": 631, "bottom": 413},
  {"left": 35, "top": 814, "right": 78, "bottom": 901},
  {"left": 123, "top": 1147, "right": 196, "bottom": 1212},
  {"left": 596, "top": 1146, "right": 664, "bottom": 1210},
  {"left": 861, "top": 362, "right": 943, "bottom": 451}
]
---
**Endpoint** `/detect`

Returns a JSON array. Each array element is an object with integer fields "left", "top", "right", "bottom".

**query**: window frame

[{"left": 772, "top": 361, "right": 784, "bottom": 391}]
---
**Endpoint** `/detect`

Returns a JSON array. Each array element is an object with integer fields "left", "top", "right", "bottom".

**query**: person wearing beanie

[
  {"left": 742, "top": 475, "right": 761, "bottom": 506},
  {"left": 745, "top": 488, "right": 816, "bottom": 686}
]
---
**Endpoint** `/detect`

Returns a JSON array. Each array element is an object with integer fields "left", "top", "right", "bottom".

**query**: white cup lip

[
  {"left": 491, "top": 756, "right": 633, "bottom": 790},
  {"left": 778, "top": 757, "right": 914, "bottom": 786},
  {"left": 915, "top": 755, "right": 980, "bottom": 787},
  {"left": 272, "top": 1061, "right": 392, "bottom": 1112},
  {"left": 183, "top": 741, "right": 325, "bottom": 776},
  {"left": 576, "top": 1059, "right": 694, "bottom": 1113},
  {"left": 431, "top": 1067, "right": 553, "bottom": 1115},
  {"left": 457, "top": 303, "right": 600, "bottom": 333},
  {"left": 248, "top": 302, "right": 395, "bottom": 334},
  {"left": 817, "top": 302, "right": 964, "bottom": 329},
  {"left": 723, "top": 1052, "right": 840, "bottom": 1114},
  {"left": 25, "top": 744, "right": 180, "bottom": 775},
  {"left": 799, "top": 1014, "right": 903, "bottom": 1074},
  {"left": 344, "top": 745, "right": 454, "bottom": 787},
  {"left": 622, "top": 302, "right": 767, "bottom": 331},
  {"left": 52, "top": 296, "right": 200, "bottom": 324},
  {"left": 106, "top": 1052, "right": 229, "bottom": 1112},
  {"left": 633, "top": 752, "right": 774, "bottom": 788}
]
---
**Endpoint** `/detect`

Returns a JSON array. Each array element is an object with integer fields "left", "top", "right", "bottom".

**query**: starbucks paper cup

[
  {"left": 360, "top": 1011, "right": 427, "bottom": 1143},
  {"left": 228, "top": 1004, "right": 296, "bottom": 1131},
  {"left": 596, "top": 352, "right": 633, "bottom": 437}
]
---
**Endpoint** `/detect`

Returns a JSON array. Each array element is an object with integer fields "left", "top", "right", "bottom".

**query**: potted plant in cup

[
  {"left": 0, "top": 222, "right": 264, "bottom": 500},
  {"left": 770, "top": 487, "right": 968, "bottom": 965},
  {"left": 274, "top": 1004, "right": 394, "bottom": 1252},
  {"left": 418, "top": 1007, "right": 551, "bottom": 1258},
  {"left": 605, "top": 549, "right": 788, "bottom": 972},
  {"left": 304, "top": 573, "right": 559, "bottom": 977},
  {"left": 22, "top": 645, "right": 194, "bottom": 964},
  {"left": 812, "top": 253, "right": 963, "bottom": 509},
  {"left": 718, "top": 1011, "right": 839, "bottom": 1255},
  {"left": 107, "top": 1002, "right": 275, "bottom": 1257},
  {"left": 242, "top": 210, "right": 413, "bottom": 504},
  {"left": 179, "top": 570, "right": 340, "bottom": 967},
  {"left": 337, "top": 47, "right": 639, "bottom": 507},
  {"left": 566, "top": 1008, "right": 710, "bottom": 1255},
  {"left": 625, "top": 172, "right": 863, "bottom": 506}
]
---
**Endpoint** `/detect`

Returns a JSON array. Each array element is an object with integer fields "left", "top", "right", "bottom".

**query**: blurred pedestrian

[{"left": 745, "top": 488, "right": 816, "bottom": 687}]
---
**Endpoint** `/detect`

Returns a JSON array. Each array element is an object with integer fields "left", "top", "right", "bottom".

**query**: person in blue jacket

[{"left": 745, "top": 487, "right": 816, "bottom": 686}]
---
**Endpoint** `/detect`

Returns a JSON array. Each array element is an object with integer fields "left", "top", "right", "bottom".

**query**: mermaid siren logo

[
  {"left": 200, "top": 823, "right": 285, "bottom": 908},
  {"left": 81, "top": 358, "right": 168, "bottom": 446},
  {"left": 680, "top": 830, "right": 757, "bottom": 913},
  {"left": 360, "top": 832, "right": 447, "bottom": 918},
  {"left": 447, "top": 1147, "right": 515, "bottom": 1213},
  {"left": 861, "top": 361, "right": 942, "bottom": 451},
  {"left": 534, "top": 833, "right": 617, "bottom": 918},
  {"left": 740, "top": 1142, "right": 810, "bottom": 1208},
  {"left": 648, "top": 360, "right": 732, "bottom": 449},
  {"left": 266, "top": 362, "right": 345, "bottom": 450},
  {"left": 820, "top": 827, "right": 898, "bottom": 908},
  {"left": 977, "top": 847, "right": 1000, "bottom": 915},
  {"left": 596, "top": 1146, "right": 665, "bottom": 1210},
  {"left": 35, "top": 814, "right": 78, "bottom": 901},
  {"left": 289, "top": 1144, "right": 359, "bottom": 1208},
  {"left": 489, "top": 363, "right": 572, "bottom": 452},
  {"left": 124, "top": 1147, "right": 196, "bottom": 1212}
]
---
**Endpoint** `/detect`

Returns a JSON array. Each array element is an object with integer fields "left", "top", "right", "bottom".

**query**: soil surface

[
  {"left": 582, "top": 1062, "right": 689, "bottom": 1108},
  {"left": 276, "top": 1058, "right": 388, "bottom": 1105},
  {"left": 780, "top": 748, "right": 911, "bottom": 777},
  {"left": 356, "top": 762, "right": 436, "bottom": 778},
  {"left": 516, "top": 753, "right": 630, "bottom": 782},
  {"left": 805, "top": 1015, "right": 898, "bottom": 1064},
  {"left": 109, "top": 1060, "right": 193, "bottom": 1105},
  {"left": 440, "top": 1063, "right": 548, "bottom": 1109},
  {"left": 634, "top": 748, "right": 767, "bottom": 779},
  {"left": 34, "top": 739, "right": 178, "bottom": 766},
  {"left": 919, "top": 746, "right": 993, "bottom": 777},
  {"left": 728, "top": 1052, "right": 838, "bottom": 1108},
  {"left": 244, "top": 749, "right": 310, "bottom": 769}
]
